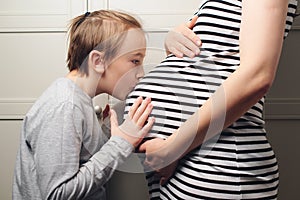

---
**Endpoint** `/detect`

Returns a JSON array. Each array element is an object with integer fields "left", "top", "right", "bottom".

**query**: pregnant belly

[{"left": 125, "top": 64, "right": 223, "bottom": 138}]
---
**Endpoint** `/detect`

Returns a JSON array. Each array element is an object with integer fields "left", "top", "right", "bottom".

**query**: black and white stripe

[{"left": 125, "top": 0, "right": 298, "bottom": 199}]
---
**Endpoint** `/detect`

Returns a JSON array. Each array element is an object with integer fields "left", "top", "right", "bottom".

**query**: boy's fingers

[
  {"left": 136, "top": 103, "right": 153, "bottom": 127},
  {"left": 109, "top": 109, "right": 118, "bottom": 127},
  {"left": 139, "top": 117, "right": 155, "bottom": 137},
  {"left": 132, "top": 97, "right": 151, "bottom": 122},
  {"left": 128, "top": 96, "right": 143, "bottom": 118}
]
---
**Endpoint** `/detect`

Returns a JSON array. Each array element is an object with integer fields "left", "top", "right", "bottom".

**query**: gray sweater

[{"left": 13, "top": 78, "right": 133, "bottom": 200}]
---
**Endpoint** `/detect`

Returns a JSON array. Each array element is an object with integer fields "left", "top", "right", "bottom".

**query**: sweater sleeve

[{"left": 34, "top": 102, "right": 133, "bottom": 199}]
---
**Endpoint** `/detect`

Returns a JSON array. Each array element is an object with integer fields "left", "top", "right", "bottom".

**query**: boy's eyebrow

[{"left": 130, "top": 52, "right": 145, "bottom": 57}]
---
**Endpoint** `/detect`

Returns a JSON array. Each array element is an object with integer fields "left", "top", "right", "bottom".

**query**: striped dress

[{"left": 125, "top": 0, "right": 298, "bottom": 199}]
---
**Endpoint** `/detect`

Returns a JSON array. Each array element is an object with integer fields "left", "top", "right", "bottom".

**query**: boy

[{"left": 13, "top": 10, "right": 154, "bottom": 199}]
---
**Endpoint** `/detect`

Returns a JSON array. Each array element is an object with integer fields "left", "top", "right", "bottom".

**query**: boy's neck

[{"left": 66, "top": 70, "right": 101, "bottom": 98}]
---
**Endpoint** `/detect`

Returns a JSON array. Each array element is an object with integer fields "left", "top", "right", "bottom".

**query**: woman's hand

[
  {"left": 139, "top": 138, "right": 168, "bottom": 169},
  {"left": 110, "top": 96, "right": 155, "bottom": 147},
  {"left": 156, "top": 160, "right": 178, "bottom": 185},
  {"left": 164, "top": 15, "right": 201, "bottom": 58},
  {"left": 139, "top": 137, "right": 180, "bottom": 185}
]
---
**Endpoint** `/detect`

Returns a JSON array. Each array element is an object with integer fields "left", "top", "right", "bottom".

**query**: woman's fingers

[
  {"left": 186, "top": 15, "right": 201, "bottom": 47},
  {"left": 187, "top": 15, "right": 198, "bottom": 29},
  {"left": 166, "top": 17, "right": 201, "bottom": 58}
]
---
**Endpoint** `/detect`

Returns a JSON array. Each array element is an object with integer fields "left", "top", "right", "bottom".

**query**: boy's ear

[{"left": 89, "top": 50, "right": 105, "bottom": 74}]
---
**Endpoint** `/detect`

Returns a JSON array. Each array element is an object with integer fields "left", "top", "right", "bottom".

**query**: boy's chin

[
  {"left": 111, "top": 93, "right": 127, "bottom": 101},
  {"left": 111, "top": 89, "right": 132, "bottom": 101}
]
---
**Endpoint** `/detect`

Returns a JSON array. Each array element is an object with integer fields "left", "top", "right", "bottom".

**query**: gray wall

[{"left": 265, "top": 23, "right": 300, "bottom": 200}]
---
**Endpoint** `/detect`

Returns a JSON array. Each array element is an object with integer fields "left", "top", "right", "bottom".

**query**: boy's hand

[
  {"left": 110, "top": 96, "right": 155, "bottom": 147},
  {"left": 164, "top": 15, "right": 201, "bottom": 58}
]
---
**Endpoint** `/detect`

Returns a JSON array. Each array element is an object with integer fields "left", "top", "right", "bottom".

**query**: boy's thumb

[{"left": 109, "top": 109, "right": 119, "bottom": 127}]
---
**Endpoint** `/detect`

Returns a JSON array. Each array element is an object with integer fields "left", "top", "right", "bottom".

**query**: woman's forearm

[{"left": 166, "top": 65, "right": 274, "bottom": 160}]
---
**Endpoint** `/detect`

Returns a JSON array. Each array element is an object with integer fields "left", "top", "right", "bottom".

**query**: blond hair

[{"left": 67, "top": 10, "right": 142, "bottom": 75}]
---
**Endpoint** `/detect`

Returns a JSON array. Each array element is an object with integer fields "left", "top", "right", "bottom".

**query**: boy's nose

[{"left": 136, "top": 66, "right": 145, "bottom": 80}]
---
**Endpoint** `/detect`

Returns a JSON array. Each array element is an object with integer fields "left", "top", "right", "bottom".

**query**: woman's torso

[{"left": 125, "top": 0, "right": 298, "bottom": 199}]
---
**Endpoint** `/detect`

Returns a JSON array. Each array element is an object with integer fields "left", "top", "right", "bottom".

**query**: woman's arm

[{"left": 141, "top": 0, "right": 289, "bottom": 173}]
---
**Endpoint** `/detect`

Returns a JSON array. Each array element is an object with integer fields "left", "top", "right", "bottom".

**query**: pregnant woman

[{"left": 125, "top": 0, "right": 298, "bottom": 199}]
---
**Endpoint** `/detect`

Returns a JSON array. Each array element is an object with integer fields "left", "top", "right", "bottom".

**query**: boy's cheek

[{"left": 111, "top": 74, "right": 136, "bottom": 100}]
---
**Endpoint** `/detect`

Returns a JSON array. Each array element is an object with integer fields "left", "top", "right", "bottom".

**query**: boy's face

[{"left": 100, "top": 29, "right": 146, "bottom": 100}]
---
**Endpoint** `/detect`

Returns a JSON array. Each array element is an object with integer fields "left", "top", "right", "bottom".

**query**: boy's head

[{"left": 67, "top": 10, "right": 146, "bottom": 100}]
